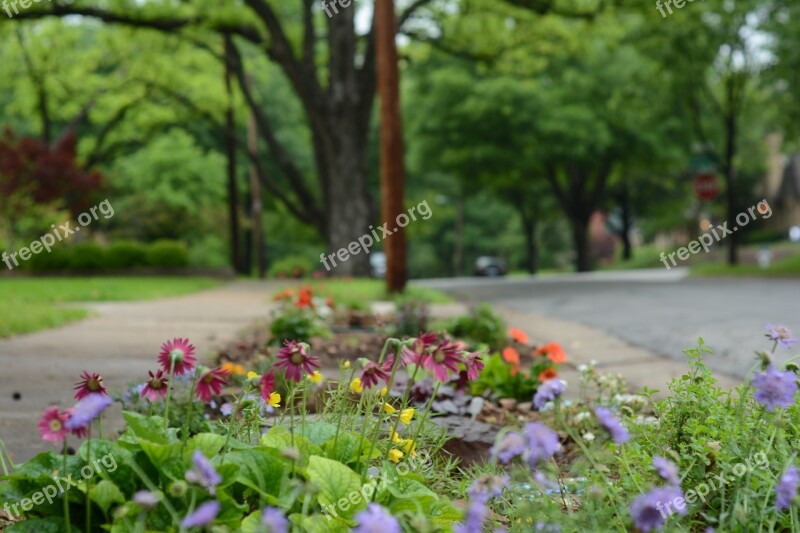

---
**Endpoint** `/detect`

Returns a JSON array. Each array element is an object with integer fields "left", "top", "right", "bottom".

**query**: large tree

[{"left": 8, "top": 0, "right": 435, "bottom": 275}]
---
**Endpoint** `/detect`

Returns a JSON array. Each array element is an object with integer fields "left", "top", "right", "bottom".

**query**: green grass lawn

[
  {"left": 307, "top": 278, "right": 452, "bottom": 308},
  {"left": 691, "top": 253, "right": 800, "bottom": 277},
  {"left": 0, "top": 277, "right": 220, "bottom": 338}
]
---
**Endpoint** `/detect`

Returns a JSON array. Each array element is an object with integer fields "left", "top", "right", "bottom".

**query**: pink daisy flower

[
  {"left": 274, "top": 341, "right": 320, "bottom": 382},
  {"left": 361, "top": 357, "right": 394, "bottom": 389},
  {"left": 141, "top": 370, "right": 169, "bottom": 402},
  {"left": 196, "top": 368, "right": 230, "bottom": 402},
  {"left": 424, "top": 339, "right": 463, "bottom": 382},
  {"left": 74, "top": 371, "right": 107, "bottom": 400},
  {"left": 158, "top": 338, "right": 197, "bottom": 376},
  {"left": 260, "top": 371, "right": 276, "bottom": 402},
  {"left": 463, "top": 352, "right": 485, "bottom": 380},
  {"left": 401, "top": 332, "right": 438, "bottom": 366},
  {"left": 38, "top": 406, "right": 69, "bottom": 443}
]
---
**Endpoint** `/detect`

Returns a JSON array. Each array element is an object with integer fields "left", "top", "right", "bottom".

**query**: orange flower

[
  {"left": 508, "top": 328, "right": 529, "bottom": 344},
  {"left": 220, "top": 362, "right": 245, "bottom": 375},
  {"left": 538, "top": 368, "right": 558, "bottom": 381},
  {"left": 326, "top": 296, "right": 335, "bottom": 308},
  {"left": 502, "top": 347, "right": 521, "bottom": 377},
  {"left": 296, "top": 287, "right": 314, "bottom": 309},
  {"left": 273, "top": 288, "right": 295, "bottom": 301},
  {"left": 534, "top": 342, "right": 567, "bottom": 364}
]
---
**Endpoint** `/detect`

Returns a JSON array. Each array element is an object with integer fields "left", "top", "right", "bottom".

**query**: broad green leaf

[
  {"left": 182, "top": 433, "right": 226, "bottom": 462},
  {"left": 90, "top": 479, "right": 125, "bottom": 514},
  {"left": 222, "top": 447, "right": 289, "bottom": 500},
  {"left": 306, "top": 455, "right": 365, "bottom": 518},
  {"left": 301, "top": 422, "right": 338, "bottom": 446},
  {"left": 322, "top": 431, "right": 363, "bottom": 465},
  {"left": 5, "top": 517, "right": 65, "bottom": 532},
  {"left": 121, "top": 411, "right": 177, "bottom": 444},
  {"left": 292, "top": 512, "right": 351, "bottom": 533},
  {"left": 138, "top": 439, "right": 183, "bottom": 473}
]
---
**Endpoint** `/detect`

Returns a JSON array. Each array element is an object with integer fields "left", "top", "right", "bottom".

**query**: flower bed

[{"left": 2, "top": 297, "right": 799, "bottom": 532}]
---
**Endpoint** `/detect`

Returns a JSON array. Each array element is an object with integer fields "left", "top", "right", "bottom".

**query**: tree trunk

[
  {"left": 520, "top": 211, "right": 538, "bottom": 274},
  {"left": 619, "top": 184, "right": 632, "bottom": 261},
  {"left": 724, "top": 77, "right": 739, "bottom": 266},
  {"left": 571, "top": 216, "right": 592, "bottom": 272},
  {"left": 223, "top": 36, "right": 242, "bottom": 274}
]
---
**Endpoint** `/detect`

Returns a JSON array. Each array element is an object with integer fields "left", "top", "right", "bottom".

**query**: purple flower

[
  {"left": 185, "top": 450, "right": 222, "bottom": 495},
  {"left": 652, "top": 456, "right": 680, "bottom": 486},
  {"left": 753, "top": 365, "right": 798, "bottom": 411},
  {"left": 181, "top": 500, "right": 220, "bottom": 528},
  {"left": 352, "top": 503, "right": 401, "bottom": 533},
  {"left": 261, "top": 506, "right": 288, "bottom": 533},
  {"left": 766, "top": 324, "right": 799, "bottom": 349},
  {"left": 594, "top": 407, "right": 629, "bottom": 444},
  {"left": 64, "top": 394, "right": 113, "bottom": 430},
  {"left": 524, "top": 422, "right": 561, "bottom": 467},
  {"left": 132, "top": 490, "right": 159, "bottom": 508},
  {"left": 776, "top": 465, "right": 799, "bottom": 511},
  {"left": 533, "top": 379, "right": 566, "bottom": 410},
  {"left": 220, "top": 403, "right": 235, "bottom": 416},
  {"left": 453, "top": 496, "right": 488, "bottom": 533},
  {"left": 491, "top": 431, "right": 527, "bottom": 464},
  {"left": 469, "top": 475, "right": 508, "bottom": 499},
  {"left": 630, "top": 485, "right": 686, "bottom": 532}
]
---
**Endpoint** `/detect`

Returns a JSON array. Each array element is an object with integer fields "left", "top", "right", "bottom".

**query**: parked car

[{"left": 474, "top": 256, "right": 508, "bottom": 277}]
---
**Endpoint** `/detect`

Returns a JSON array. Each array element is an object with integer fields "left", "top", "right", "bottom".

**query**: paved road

[{"left": 416, "top": 269, "right": 800, "bottom": 379}]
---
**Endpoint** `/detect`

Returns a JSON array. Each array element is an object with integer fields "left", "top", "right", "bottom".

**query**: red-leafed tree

[{"left": 0, "top": 127, "right": 103, "bottom": 246}]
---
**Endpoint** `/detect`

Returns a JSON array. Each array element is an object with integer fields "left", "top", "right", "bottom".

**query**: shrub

[
  {"left": 268, "top": 255, "right": 315, "bottom": 278},
  {"left": 270, "top": 307, "right": 331, "bottom": 345},
  {"left": 144, "top": 240, "right": 189, "bottom": 268},
  {"left": 105, "top": 241, "right": 149, "bottom": 269},
  {"left": 448, "top": 304, "right": 507, "bottom": 351},
  {"left": 66, "top": 242, "right": 107, "bottom": 270}
]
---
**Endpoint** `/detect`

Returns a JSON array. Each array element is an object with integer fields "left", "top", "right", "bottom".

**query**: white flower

[
  {"left": 573, "top": 412, "right": 591, "bottom": 424},
  {"left": 582, "top": 432, "right": 595, "bottom": 442}
]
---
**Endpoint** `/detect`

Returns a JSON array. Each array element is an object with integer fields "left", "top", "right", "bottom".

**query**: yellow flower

[
  {"left": 402, "top": 439, "right": 417, "bottom": 456},
  {"left": 247, "top": 371, "right": 260, "bottom": 380},
  {"left": 380, "top": 386, "right": 388, "bottom": 397},
  {"left": 389, "top": 430, "right": 405, "bottom": 444},
  {"left": 343, "top": 360, "right": 351, "bottom": 369},
  {"left": 388, "top": 449, "right": 404, "bottom": 463},
  {"left": 267, "top": 392, "right": 281, "bottom": 408},
  {"left": 307, "top": 370, "right": 323, "bottom": 383},
  {"left": 399, "top": 408, "right": 415, "bottom": 425},
  {"left": 383, "top": 403, "right": 397, "bottom": 414},
  {"left": 350, "top": 378, "right": 363, "bottom": 394}
]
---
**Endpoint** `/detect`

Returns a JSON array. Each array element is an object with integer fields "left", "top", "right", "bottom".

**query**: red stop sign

[{"left": 693, "top": 173, "right": 719, "bottom": 201}]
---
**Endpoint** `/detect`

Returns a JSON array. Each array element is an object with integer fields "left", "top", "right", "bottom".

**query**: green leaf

[
  {"left": 301, "top": 422, "right": 339, "bottom": 446},
  {"left": 305, "top": 455, "right": 365, "bottom": 518},
  {"left": 5, "top": 517, "right": 65, "bottom": 532},
  {"left": 222, "top": 447, "right": 289, "bottom": 500},
  {"left": 292, "top": 513, "right": 351, "bottom": 533},
  {"left": 322, "top": 431, "right": 363, "bottom": 465},
  {"left": 90, "top": 479, "right": 125, "bottom": 514},
  {"left": 183, "top": 433, "right": 226, "bottom": 462},
  {"left": 121, "top": 411, "right": 177, "bottom": 444},
  {"left": 138, "top": 439, "right": 183, "bottom": 473}
]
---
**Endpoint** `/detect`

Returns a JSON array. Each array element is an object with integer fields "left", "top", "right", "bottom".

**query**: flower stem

[
  {"left": 181, "top": 371, "right": 200, "bottom": 448},
  {"left": 163, "top": 358, "right": 177, "bottom": 429},
  {"left": 62, "top": 441, "right": 71, "bottom": 533},
  {"left": 332, "top": 366, "right": 358, "bottom": 453},
  {"left": 86, "top": 427, "right": 92, "bottom": 533},
  {"left": 364, "top": 347, "right": 402, "bottom": 474},
  {"left": 411, "top": 380, "right": 440, "bottom": 449},
  {"left": 385, "top": 363, "right": 421, "bottom": 460}
]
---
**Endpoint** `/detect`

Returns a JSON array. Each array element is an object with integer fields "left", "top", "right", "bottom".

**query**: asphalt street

[{"left": 416, "top": 269, "right": 800, "bottom": 379}]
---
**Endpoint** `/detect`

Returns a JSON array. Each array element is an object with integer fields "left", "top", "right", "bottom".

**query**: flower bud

[{"left": 168, "top": 480, "right": 188, "bottom": 498}]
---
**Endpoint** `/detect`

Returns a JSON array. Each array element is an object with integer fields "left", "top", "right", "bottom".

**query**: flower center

[
  {"left": 88, "top": 379, "right": 101, "bottom": 391},
  {"left": 150, "top": 378, "right": 163, "bottom": 389},
  {"left": 49, "top": 420, "right": 62, "bottom": 432},
  {"left": 170, "top": 349, "right": 185, "bottom": 363},
  {"left": 290, "top": 351, "right": 304, "bottom": 365},
  {"left": 434, "top": 350, "right": 445, "bottom": 363}
]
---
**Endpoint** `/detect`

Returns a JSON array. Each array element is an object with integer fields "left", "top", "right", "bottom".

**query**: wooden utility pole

[{"left": 375, "top": 0, "right": 407, "bottom": 293}]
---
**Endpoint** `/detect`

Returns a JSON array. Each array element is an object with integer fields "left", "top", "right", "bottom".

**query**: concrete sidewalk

[
  {"left": 425, "top": 302, "right": 741, "bottom": 395},
  {"left": 0, "top": 280, "right": 282, "bottom": 463}
]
